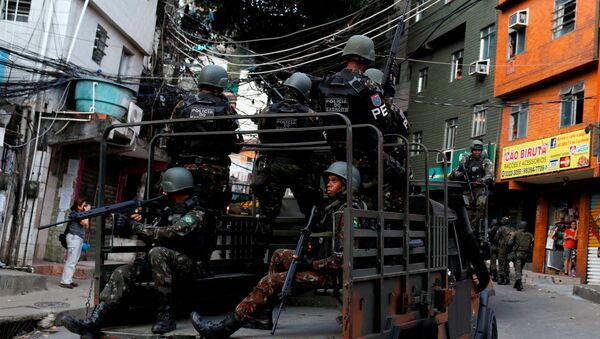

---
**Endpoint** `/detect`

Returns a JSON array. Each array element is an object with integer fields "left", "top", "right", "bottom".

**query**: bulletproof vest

[
  {"left": 259, "top": 100, "right": 319, "bottom": 145},
  {"left": 172, "top": 93, "right": 235, "bottom": 156},
  {"left": 157, "top": 198, "right": 207, "bottom": 260},
  {"left": 515, "top": 231, "right": 533, "bottom": 252},
  {"left": 465, "top": 156, "right": 485, "bottom": 182},
  {"left": 318, "top": 69, "right": 388, "bottom": 149},
  {"left": 498, "top": 226, "right": 513, "bottom": 246}
]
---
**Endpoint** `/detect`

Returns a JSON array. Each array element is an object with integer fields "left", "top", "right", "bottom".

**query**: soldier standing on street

[
  {"left": 449, "top": 140, "right": 494, "bottom": 233},
  {"left": 488, "top": 218, "right": 499, "bottom": 282},
  {"left": 253, "top": 72, "right": 323, "bottom": 272},
  {"left": 318, "top": 35, "right": 403, "bottom": 210},
  {"left": 61, "top": 168, "right": 212, "bottom": 337},
  {"left": 190, "top": 161, "right": 367, "bottom": 338},
  {"left": 495, "top": 216, "right": 514, "bottom": 285},
  {"left": 509, "top": 221, "right": 534, "bottom": 291}
]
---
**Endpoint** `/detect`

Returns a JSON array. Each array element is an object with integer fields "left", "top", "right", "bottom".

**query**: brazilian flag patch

[{"left": 183, "top": 215, "right": 195, "bottom": 226}]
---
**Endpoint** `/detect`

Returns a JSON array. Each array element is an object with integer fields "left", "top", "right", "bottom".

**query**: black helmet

[
  {"left": 323, "top": 161, "right": 361, "bottom": 191},
  {"left": 283, "top": 72, "right": 312, "bottom": 99},
  {"left": 197, "top": 64, "right": 229, "bottom": 89},
  {"left": 490, "top": 219, "right": 498, "bottom": 227},
  {"left": 161, "top": 167, "right": 194, "bottom": 193},
  {"left": 519, "top": 221, "right": 528, "bottom": 230},
  {"left": 500, "top": 216, "right": 510, "bottom": 225},
  {"left": 471, "top": 140, "right": 484, "bottom": 151},
  {"left": 342, "top": 35, "right": 375, "bottom": 62}
]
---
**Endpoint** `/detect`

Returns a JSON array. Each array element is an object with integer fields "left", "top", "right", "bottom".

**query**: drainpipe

[{"left": 65, "top": 0, "right": 90, "bottom": 63}]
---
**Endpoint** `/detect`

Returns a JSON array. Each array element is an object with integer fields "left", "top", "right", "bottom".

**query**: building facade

[{"left": 494, "top": 0, "right": 599, "bottom": 283}]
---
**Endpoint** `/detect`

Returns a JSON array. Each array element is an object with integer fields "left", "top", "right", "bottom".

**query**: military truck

[{"left": 85, "top": 112, "right": 496, "bottom": 338}]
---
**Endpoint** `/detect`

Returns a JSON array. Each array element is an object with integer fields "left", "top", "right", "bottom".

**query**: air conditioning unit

[
  {"left": 468, "top": 59, "right": 490, "bottom": 77},
  {"left": 508, "top": 9, "right": 528, "bottom": 30},
  {"left": 436, "top": 149, "right": 453, "bottom": 164}
]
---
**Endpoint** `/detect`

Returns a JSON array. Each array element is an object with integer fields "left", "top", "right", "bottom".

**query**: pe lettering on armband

[{"left": 371, "top": 105, "right": 389, "bottom": 120}]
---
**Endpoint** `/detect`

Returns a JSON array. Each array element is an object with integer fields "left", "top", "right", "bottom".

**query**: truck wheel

[{"left": 484, "top": 309, "right": 498, "bottom": 339}]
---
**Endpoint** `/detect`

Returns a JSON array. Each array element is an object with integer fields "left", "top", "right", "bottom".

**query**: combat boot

[
  {"left": 243, "top": 307, "right": 273, "bottom": 330},
  {"left": 498, "top": 276, "right": 508, "bottom": 285},
  {"left": 514, "top": 279, "right": 523, "bottom": 291},
  {"left": 61, "top": 302, "right": 111, "bottom": 338},
  {"left": 191, "top": 311, "right": 244, "bottom": 339},
  {"left": 152, "top": 305, "right": 176, "bottom": 334},
  {"left": 490, "top": 269, "right": 498, "bottom": 282}
]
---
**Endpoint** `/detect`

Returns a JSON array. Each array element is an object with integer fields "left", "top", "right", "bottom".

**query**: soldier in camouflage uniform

[
  {"left": 253, "top": 72, "right": 323, "bottom": 272},
  {"left": 168, "top": 64, "right": 242, "bottom": 215},
  {"left": 190, "top": 161, "right": 367, "bottom": 338},
  {"left": 508, "top": 221, "right": 534, "bottom": 291},
  {"left": 449, "top": 140, "right": 494, "bottom": 233},
  {"left": 61, "top": 168, "right": 212, "bottom": 337},
  {"left": 318, "top": 35, "right": 403, "bottom": 211},
  {"left": 488, "top": 218, "right": 499, "bottom": 282},
  {"left": 495, "top": 216, "right": 514, "bottom": 285}
]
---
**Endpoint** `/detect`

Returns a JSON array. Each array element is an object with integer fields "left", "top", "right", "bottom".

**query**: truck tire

[{"left": 484, "top": 309, "right": 498, "bottom": 339}]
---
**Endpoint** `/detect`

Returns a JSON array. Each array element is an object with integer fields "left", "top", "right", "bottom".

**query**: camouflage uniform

[
  {"left": 100, "top": 203, "right": 208, "bottom": 307},
  {"left": 233, "top": 195, "right": 366, "bottom": 322},
  {"left": 495, "top": 221, "right": 514, "bottom": 285},
  {"left": 508, "top": 228, "right": 533, "bottom": 282},
  {"left": 450, "top": 152, "right": 494, "bottom": 231},
  {"left": 488, "top": 222, "right": 499, "bottom": 279}
]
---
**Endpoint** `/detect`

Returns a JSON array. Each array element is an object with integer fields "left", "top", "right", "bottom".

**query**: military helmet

[
  {"left": 500, "top": 216, "right": 510, "bottom": 225},
  {"left": 519, "top": 221, "right": 528, "bottom": 230},
  {"left": 197, "top": 64, "right": 229, "bottom": 89},
  {"left": 364, "top": 68, "right": 384, "bottom": 85},
  {"left": 283, "top": 72, "right": 312, "bottom": 98},
  {"left": 342, "top": 35, "right": 375, "bottom": 62},
  {"left": 161, "top": 167, "right": 195, "bottom": 193},
  {"left": 471, "top": 140, "right": 484, "bottom": 151},
  {"left": 490, "top": 219, "right": 498, "bottom": 227},
  {"left": 323, "top": 161, "right": 361, "bottom": 191}
]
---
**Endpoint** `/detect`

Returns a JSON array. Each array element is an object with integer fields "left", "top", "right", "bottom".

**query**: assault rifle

[
  {"left": 38, "top": 195, "right": 167, "bottom": 230},
  {"left": 271, "top": 205, "right": 318, "bottom": 335},
  {"left": 381, "top": 0, "right": 410, "bottom": 97},
  {"left": 460, "top": 161, "right": 476, "bottom": 201}
]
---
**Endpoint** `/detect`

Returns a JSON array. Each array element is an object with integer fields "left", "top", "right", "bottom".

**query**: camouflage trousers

[
  {"left": 497, "top": 246, "right": 511, "bottom": 279},
  {"left": 254, "top": 156, "right": 318, "bottom": 220},
  {"left": 513, "top": 250, "right": 528, "bottom": 280},
  {"left": 99, "top": 247, "right": 203, "bottom": 307},
  {"left": 234, "top": 249, "right": 341, "bottom": 322},
  {"left": 463, "top": 186, "right": 487, "bottom": 232},
  {"left": 182, "top": 157, "right": 231, "bottom": 213},
  {"left": 489, "top": 245, "right": 498, "bottom": 271}
]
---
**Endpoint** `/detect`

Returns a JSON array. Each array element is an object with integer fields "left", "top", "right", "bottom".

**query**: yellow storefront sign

[{"left": 500, "top": 129, "right": 591, "bottom": 180}]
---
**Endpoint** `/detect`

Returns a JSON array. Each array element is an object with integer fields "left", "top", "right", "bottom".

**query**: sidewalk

[{"left": 522, "top": 268, "right": 600, "bottom": 304}]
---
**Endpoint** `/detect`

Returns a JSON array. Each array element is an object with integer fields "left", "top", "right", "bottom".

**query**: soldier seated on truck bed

[
  {"left": 190, "top": 161, "right": 367, "bottom": 339},
  {"left": 61, "top": 167, "right": 214, "bottom": 337}
]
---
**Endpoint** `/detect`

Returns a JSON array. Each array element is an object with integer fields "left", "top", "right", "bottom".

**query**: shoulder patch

[
  {"left": 182, "top": 215, "right": 196, "bottom": 226},
  {"left": 370, "top": 94, "right": 382, "bottom": 107}
]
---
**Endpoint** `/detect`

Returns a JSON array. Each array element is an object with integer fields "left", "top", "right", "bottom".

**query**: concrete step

[
  {"left": 573, "top": 285, "right": 600, "bottom": 305},
  {"left": 523, "top": 269, "right": 581, "bottom": 285},
  {"left": 0, "top": 269, "right": 48, "bottom": 296},
  {"left": 31, "top": 261, "right": 94, "bottom": 280}
]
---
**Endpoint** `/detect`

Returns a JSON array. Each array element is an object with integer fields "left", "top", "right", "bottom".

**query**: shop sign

[{"left": 500, "top": 129, "right": 591, "bottom": 180}]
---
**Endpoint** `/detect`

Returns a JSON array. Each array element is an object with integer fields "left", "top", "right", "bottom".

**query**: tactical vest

[
  {"left": 157, "top": 198, "right": 208, "bottom": 260},
  {"left": 172, "top": 93, "right": 235, "bottom": 156},
  {"left": 464, "top": 156, "right": 485, "bottom": 182},
  {"left": 515, "top": 231, "right": 533, "bottom": 252},
  {"left": 318, "top": 69, "right": 388, "bottom": 149},
  {"left": 259, "top": 100, "right": 318, "bottom": 145}
]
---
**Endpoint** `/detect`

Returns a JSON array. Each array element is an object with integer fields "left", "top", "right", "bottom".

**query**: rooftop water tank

[{"left": 74, "top": 78, "right": 135, "bottom": 119}]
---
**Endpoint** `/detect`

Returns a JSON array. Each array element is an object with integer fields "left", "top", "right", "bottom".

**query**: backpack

[{"left": 59, "top": 225, "right": 69, "bottom": 249}]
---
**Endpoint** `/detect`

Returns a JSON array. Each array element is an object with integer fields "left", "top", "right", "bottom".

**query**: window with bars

[
  {"left": 509, "top": 102, "right": 528, "bottom": 140},
  {"left": 471, "top": 106, "right": 487, "bottom": 137},
  {"left": 552, "top": 0, "right": 576, "bottom": 39},
  {"left": 410, "top": 131, "right": 423, "bottom": 156},
  {"left": 451, "top": 50, "right": 463, "bottom": 81},
  {"left": 417, "top": 68, "right": 428, "bottom": 93},
  {"left": 1, "top": 0, "right": 31, "bottom": 22},
  {"left": 92, "top": 24, "right": 109, "bottom": 65},
  {"left": 480, "top": 24, "right": 496, "bottom": 60},
  {"left": 444, "top": 118, "right": 458, "bottom": 149},
  {"left": 559, "top": 81, "right": 584, "bottom": 127}
]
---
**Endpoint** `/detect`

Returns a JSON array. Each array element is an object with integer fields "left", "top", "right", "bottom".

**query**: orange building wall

[
  {"left": 497, "top": 71, "right": 598, "bottom": 180},
  {"left": 495, "top": 0, "right": 598, "bottom": 96}
]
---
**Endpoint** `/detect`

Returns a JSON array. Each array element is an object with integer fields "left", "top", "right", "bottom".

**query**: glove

[{"left": 295, "top": 255, "right": 314, "bottom": 272}]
